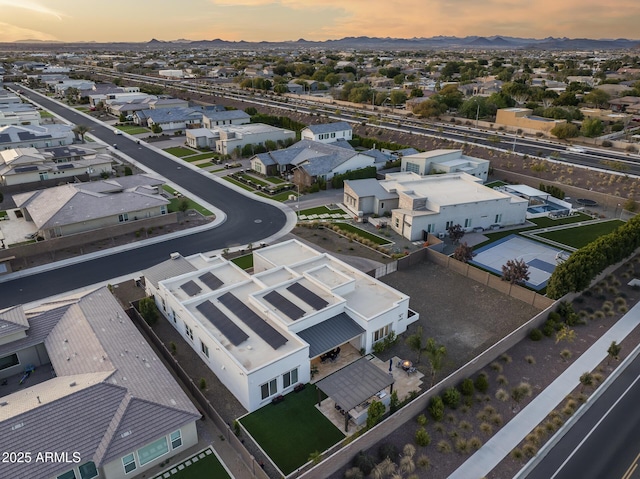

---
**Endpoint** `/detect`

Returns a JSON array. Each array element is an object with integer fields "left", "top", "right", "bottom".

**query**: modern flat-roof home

[
  {"left": 301, "top": 121, "right": 352, "bottom": 144},
  {"left": 344, "top": 172, "right": 528, "bottom": 241},
  {"left": 13, "top": 174, "right": 169, "bottom": 239},
  {"left": 186, "top": 123, "right": 295, "bottom": 154},
  {"left": 0, "top": 124, "right": 74, "bottom": 150},
  {"left": 202, "top": 110, "right": 250, "bottom": 128},
  {"left": 400, "top": 149, "right": 490, "bottom": 182},
  {"left": 143, "top": 239, "right": 418, "bottom": 412},
  {"left": 0, "top": 145, "right": 112, "bottom": 186},
  {"left": 0, "top": 90, "right": 21, "bottom": 105},
  {"left": 0, "top": 287, "right": 200, "bottom": 479}
]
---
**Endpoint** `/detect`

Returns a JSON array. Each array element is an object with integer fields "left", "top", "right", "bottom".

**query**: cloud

[
  {"left": 0, "top": 0, "right": 65, "bottom": 20},
  {"left": 0, "top": 21, "right": 58, "bottom": 42}
]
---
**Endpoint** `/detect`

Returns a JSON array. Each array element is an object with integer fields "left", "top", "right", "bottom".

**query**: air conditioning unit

[{"left": 438, "top": 232, "right": 446, "bottom": 239}]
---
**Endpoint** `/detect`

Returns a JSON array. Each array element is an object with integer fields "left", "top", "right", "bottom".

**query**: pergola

[{"left": 315, "top": 357, "right": 395, "bottom": 431}]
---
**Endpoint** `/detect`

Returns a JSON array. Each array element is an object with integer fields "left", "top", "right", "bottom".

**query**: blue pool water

[{"left": 527, "top": 203, "right": 564, "bottom": 214}]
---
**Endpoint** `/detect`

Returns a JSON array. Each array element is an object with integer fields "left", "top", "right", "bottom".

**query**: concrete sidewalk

[{"left": 449, "top": 301, "right": 640, "bottom": 479}]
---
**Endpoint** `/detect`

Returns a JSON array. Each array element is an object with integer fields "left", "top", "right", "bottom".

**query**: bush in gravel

[
  {"left": 416, "top": 455, "right": 431, "bottom": 469},
  {"left": 497, "top": 374, "right": 509, "bottom": 385},
  {"left": 511, "top": 448, "right": 524, "bottom": 461},
  {"left": 443, "top": 387, "right": 461, "bottom": 409},
  {"left": 429, "top": 396, "right": 445, "bottom": 421},
  {"left": 495, "top": 388, "right": 509, "bottom": 402},
  {"left": 415, "top": 427, "right": 431, "bottom": 447},
  {"left": 434, "top": 423, "right": 445, "bottom": 434},
  {"left": 352, "top": 452, "right": 375, "bottom": 476},
  {"left": 455, "top": 438, "right": 470, "bottom": 454},
  {"left": 460, "top": 378, "right": 475, "bottom": 397},
  {"left": 523, "top": 442, "right": 538, "bottom": 458},
  {"left": 480, "top": 422, "right": 493, "bottom": 435},
  {"left": 416, "top": 414, "right": 427, "bottom": 426},
  {"left": 500, "top": 353, "right": 513, "bottom": 363},
  {"left": 542, "top": 320, "right": 556, "bottom": 337},
  {"left": 459, "top": 420, "right": 472, "bottom": 431},
  {"left": 491, "top": 413, "right": 504, "bottom": 427},
  {"left": 490, "top": 361, "right": 503, "bottom": 373},
  {"left": 378, "top": 443, "right": 399, "bottom": 462},
  {"left": 529, "top": 328, "right": 544, "bottom": 341},
  {"left": 469, "top": 436, "right": 483, "bottom": 450},
  {"left": 475, "top": 374, "right": 490, "bottom": 393},
  {"left": 525, "top": 355, "right": 536, "bottom": 364},
  {"left": 437, "top": 440, "right": 452, "bottom": 453},
  {"left": 344, "top": 467, "right": 364, "bottom": 479}
]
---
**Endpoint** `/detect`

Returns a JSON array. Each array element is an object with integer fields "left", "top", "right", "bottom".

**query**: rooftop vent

[
  {"left": 170, "top": 252, "right": 180, "bottom": 260},
  {"left": 69, "top": 381, "right": 76, "bottom": 387}
]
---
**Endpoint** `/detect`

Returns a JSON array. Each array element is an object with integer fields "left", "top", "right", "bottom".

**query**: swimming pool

[{"left": 527, "top": 203, "right": 566, "bottom": 214}]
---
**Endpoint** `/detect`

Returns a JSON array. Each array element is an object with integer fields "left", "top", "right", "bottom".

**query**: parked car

[{"left": 114, "top": 129, "right": 122, "bottom": 135}]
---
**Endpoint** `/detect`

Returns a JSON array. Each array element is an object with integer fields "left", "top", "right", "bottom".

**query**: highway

[
  {"left": 0, "top": 85, "right": 290, "bottom": 308},
  {"left": 525, "top": 350, "right": 640, "bottom": 479}
]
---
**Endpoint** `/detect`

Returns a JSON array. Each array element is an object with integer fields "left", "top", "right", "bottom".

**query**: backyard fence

[{"left": 128, "top": 306, "right": 270, "bottom": 479}]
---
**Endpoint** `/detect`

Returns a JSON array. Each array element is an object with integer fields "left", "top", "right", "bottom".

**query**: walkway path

[{"left": 449, "top": 301, "right": 640, "bottom": 479}]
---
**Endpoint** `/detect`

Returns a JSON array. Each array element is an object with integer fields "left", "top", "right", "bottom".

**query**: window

[
  {"left": 39, "top": 172, "right": 49, "bottom": 181},
  {"left": 122, "top": 454, "right": 136, "bottom": 474},
  {"left": 185, "top": 324, "right": 194, "bottom": 341},
  {"left": 200, "top": 339, "right": 209, "bottom": 358},
  {"left": 170, "top": 430, "right": 182, "bottom": 449},
  {"left": 395, "top": 218, "right": 399, "bottom": 228},
  {"left": 373, "top": 324, "right": 391, "bottom": 342},
  {"left": 445, "top": 220, "right": 453, "bottom": 230},
  {"left": 495, "top": 214, "right": 502, "bottom": 223},
  {"left": 118, "top": 213, "right": 129, "bottom": 223},
  {"left": 331, "top": 132, "right": 336, "bottom": 138},
  {"left": 79, "top": 461, "right": 98, "bottom": 479},
  {"left": 137, "top": 436, "right": 169, "bottom": 466},
  {"left": 283, "top": 368, "right": 299, "bottom": 388},
  {"left": 161, "top": 206, "right": 167, "bottom": 215},
  {"left": 380, "top": 202, "right": 384, "bottom": 209},
  {"left": 464, "top": 218, "right": 472, "bottom": 228},
  {"left": 57, "top": 471, "right": 76, "bottom": 479},
  {"left": 427, "top": 224, "right": 436, "bottom": 233},
  {"left": 405, "top": 162, "right": 420, "bottom": 173},
  {"left": 170, "top": 309, "right": 176, "bottom": 323},
  {"left": 0, "top": 353, "right": 19, "bottom": 371},
  {"left": 260, "top": 378, "right": 278, "bottom": 400}
]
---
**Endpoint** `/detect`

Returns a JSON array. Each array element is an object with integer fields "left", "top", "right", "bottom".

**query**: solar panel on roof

[
  {"left": 199, "top": 272, "right": 223, "bottom": 291},
  {"left": 286, "top": 282, "right": 329, "bottom": 310},
  {"left": 14, "top": 165, "right": 39, "bottom": 173},
  {"left": 57, "top": 163, "right": 74, "bottom": 170},
  {"left": 180, "top": 280, "right": 202, "bottom": 297},
  {"left": 218, "top": 292, "right": 288, "bottom": 349},
  {"left": 196, "top": 301, "right": 248, "bottom": 346},
  {"left": 264, "top": 290, "right": 305, "bottom": 320}
]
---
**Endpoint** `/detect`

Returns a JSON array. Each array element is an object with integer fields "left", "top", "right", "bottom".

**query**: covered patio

[{"left": 315, "top": 357, "right": 395, "bottom": 432}]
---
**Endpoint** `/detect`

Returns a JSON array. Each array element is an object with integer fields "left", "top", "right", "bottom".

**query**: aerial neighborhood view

[{"left": 3, "top": 1, "right": 640, "bottom": 478}]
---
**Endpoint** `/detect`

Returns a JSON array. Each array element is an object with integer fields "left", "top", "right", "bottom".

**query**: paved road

[
  {"left": 526, "top": 351, "right": 640, "bottom": 479},
  {"left": 0, "top": 85, "right": 290, "bottom": 308}
]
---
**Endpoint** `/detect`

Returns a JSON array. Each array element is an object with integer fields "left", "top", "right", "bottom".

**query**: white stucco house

[
  {"left": 143, "top": 239, "right": 418, "bottom": 412},
  {"left": 202, "top": 110, "right": 250, "bottom": 128},
  {"left": 0, "top": 124, "right": 75, "bottom": 151},
  {"left": 301, "top": 121, "right": 352, "bottom": 144},
  {"left": 400, "top": 149, "right": 490, "bottom": 182},
  {"left": 185, "top": 123, "right": 295, "bottom": 154},
  {"left": 344, "top": 172, "right": 528, "bottom": 241}
]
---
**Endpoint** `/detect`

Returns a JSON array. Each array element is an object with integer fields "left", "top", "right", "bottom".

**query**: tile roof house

[
  {"left": 143, "top": 240, "right": 418, "bottom": 412},
  {"left": 135, "top": 107, "right": 204, "bottom": 131},
  {"left": 201, "top": 110, "right": 250, "bottom": 128},
  {"left": 13, "top": 174, "right": 169, "bottom": 239},
  {"left": 301, "top": 121, "right": 353, "bottom": 144},
  {"left": 0, "top": 287, "right": 200, "bottom": 479},
  {"left": 250, "top": 139, "right": 376, "bottom": 186},
  {"left": 0, "top": 124, "right": 75, "bottom": 151},
  {"left": 0, "top": 145, "right": 112, "bottom": 186}
]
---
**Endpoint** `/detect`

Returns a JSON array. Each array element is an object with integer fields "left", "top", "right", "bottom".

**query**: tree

[
  {"left": 447, "top": 224, "right": 465, "bottom": 244},
  {"left": 366, "top": 400, "right": 386, "bottom": 429},
  {"left": 119, "top": 113, "right": 127, "bottom": 123},
  {"left": 581, "top": 117, "right": 604, "bottom": 138},
  {"left": 412, "top": 99, "right": 446, "bottom": 118},
  {"left": 607, "top": 340, "right": 622, "bottom": 363},
  {"left": 244, "top": 107, "right": 257, "bottom": 116},
  {"left": 555, "top": 325, "right": 576, "bottom": 344},
  {"left": 501, "top": 258, "right": 530, "bottom": 285},
  {"left": 452, "top": 242, "right": 475, "bottom": 263},
  {"left": 389, "top": 90, "right": 407, "bottom": 108},
  {"left": 138, "top": 297, "right": 159, "bottom": 326},
  {"left": 550, "top": 122, "right": 579, "bottom": 140},
  {"left": 72, "top": 124, "right": 91, "bottom": 142},
  {"left": 178, "top": 198, "right": 190, "bottom": 212},
  {"left": 410, "top": 88, "right": 424, "bottom": 98},
  {"left": 425, "top": 338, "right": 447, "bottom": 387},
  {"left": 151, "top": 123, "right": 163, "bottom": 134},
  {"left": 579, "top": 372, "right": 594, "bottom": 392},
  {"left": 584, "top": 88, "right": 611, "bottom": 108},
  {"left": 405, "top": 325, "right": 428, "bottom": 363}
]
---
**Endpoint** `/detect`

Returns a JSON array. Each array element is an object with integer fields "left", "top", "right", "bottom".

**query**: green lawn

[
  {"left": 230, "top": 254, "right": 253, "bottom": 270},
  {"left": 162, "top": 186, "right": 213, "bottom": 216},
  {"left": 484, "top": 180, "right": 507, "bottom": 189},
  {"left": 239, "top": 173, "right": 269, "bottom": 187},
  {"left": 39, "top": 111, "right": 54, "bottom": 118},
  {"left": 183, "top": 153, "right": 217, "bottom": 162},
  {"left": 73, "top": 107, "right": 89, "bottom": 112},
  {"left": 298, "top": 206, "right": 337, "bottom": 216},
  {"left": 152, "top": 448, "right": 230, "bottom": 479},
  {"left": 534, "top": 219, "right": 624, "bottom": 249},
  {"left": 197, "top": 162, "right": 214, "bottom": 168},
  {"left": 267, "top": 176, "right": 286, "bottom": 184},
  {"left": 0, "top": 211, "right": 7, "bottom": 219},
  {"left": 334, "top": 222, "right": 392, "bottom": 245},
  {"left": 164, "top": 146, "right": 198, "bottom": 157},
  {"left": 223, "top": 176, "right": 255, "bottom": 192},
  {"left": 115, "top": 125, "right": 149, "bottom": 135},
  {"left": 240, "top": 386, "right": 343, "bottom": 475}
]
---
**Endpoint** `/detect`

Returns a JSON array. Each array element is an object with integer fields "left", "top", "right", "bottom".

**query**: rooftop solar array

[
  {"left": 14, "top": 165, "right": 39, "bottom": 173},
  {"left": 263, "top": 290, "right": 305, "bottom": 320},
  {"left": 196, "top": 301, "right": 248, "bottom": 346},
  {"left": 57, "top": 163, "right": 74, "bottom": 170},
  {"left": 286, "top": 282, "right": 329, "bottom": 310},
  {"left": 180, "top": 280, "right": 202, "bottom": 297},
  {"left": 199, "top": 272, "right": 223, "bottom": 291},
  {"left": 218, "top": 292, "right": 288, "bottom": 349}
]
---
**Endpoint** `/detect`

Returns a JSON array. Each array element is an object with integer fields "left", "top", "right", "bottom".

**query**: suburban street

[
  {"left": 525, "top": 350, "right": 640, "bottom": 479},
  {"left": 0, "top": 85, "right": 290, "bottom": 308}
]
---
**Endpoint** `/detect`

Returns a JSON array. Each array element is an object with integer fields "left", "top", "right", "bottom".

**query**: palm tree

[
  {"left": 425, "top": 338, "right": 447, "bottom": 387},
  {"left": 73, "top": 125, "right": 91, "bottom": 143}
]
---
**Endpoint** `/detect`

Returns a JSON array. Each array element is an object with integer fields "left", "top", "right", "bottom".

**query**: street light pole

[{"left": 475, "top": 100, "right": 480, "bottom": 128}]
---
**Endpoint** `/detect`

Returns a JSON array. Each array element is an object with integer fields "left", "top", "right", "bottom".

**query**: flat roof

[{"left": 163, "top": 262, "right": 249, "bottom": 303}]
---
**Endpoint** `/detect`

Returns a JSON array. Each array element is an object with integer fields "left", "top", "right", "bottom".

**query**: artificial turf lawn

[
  {"left": 230, "top": 254, "right": 253, "bottom": 270},
  {"left": 152, "top": 449, "right": 230, "bottom": 479},
  {"left": 240, "top": 386, "right": 344, "bottom": 475},
  {"left": 534, "top": 219, "right": 624, "bottom": 249},
  {"left": 164, "top": 146, "right": 198, "bottom": 157},
  {"left": 114, "top": 125, "right": 149, "bottom": 134}
]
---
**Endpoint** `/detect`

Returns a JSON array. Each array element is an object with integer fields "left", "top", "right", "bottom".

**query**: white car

[
  {"left": 566, "top": 146, "right": 586, "bottom": 153},
  {"left": 114, "top": 129, "right": 122, "bottom": 135}
]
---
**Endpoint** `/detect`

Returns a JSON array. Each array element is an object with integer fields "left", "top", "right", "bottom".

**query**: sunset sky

[{"left": 1, "top": 0, "right": 639, "bottom": 43}]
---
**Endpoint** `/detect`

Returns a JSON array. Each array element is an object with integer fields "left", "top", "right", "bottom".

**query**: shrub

[
  {"left": 495, "top": 388, "right": 509, "bottom": 402},
  {"left": 459, "top": 420, "right": 472, "bottom": 431},
  {"left": 469, "top": 436, "right": 483, "bottom": 450},
  {"left": 378, "top": 443, "right": 399, "bottom": 462},
  {"left": 525, "top": 355, "right": 536, "bottom": 364},
  {"left": 475, "top": 374, "right": 489, "bottom": 393},
  {"left": 443, "top": 387, "right": 461, "bottom": 409},
  {"left": 479, "top": 422, "right": 493, "bottom": 435},
  {"left": 542, "top": 320, "right": 556, "bottom": 337},
  {"left": 416, "top": 414, "right": 427, "bottom": 426},
  {"left": 138, "top": 297, "right": 159, "bottom": 326},
  {"left": 436, "top": 440, "right": 452, "bottom": 453},
  {"left": 416, "top": 454, "right": 430, "bottom": 469},
  {"left": 344, "top": 467, "right": 364, "bottom": 479},
  {"left": 415, "top": 427, "right": 431, "bottom": 447},
  {"left": 529, "top": 328, "right": 543, "bottom": 341},
  {"left": 455, "top": 438, "right": 470, "bottom": 454},
  {"left": 460, "top": 378, "right": 475, "bottom": 397},
  {"left": 199, "top": 378, "right": 206, "bottom": 390},
  {"left": 352, "top": 452, "right": 375, "bottom": 476},
  {"left": 490, "top": 361, "right": 503, "bottom": 373},
  {"left": 602, "top": 140, "right": 612, "bottom": 147},
  {"left": 500, "top": 353, "right": 512, "bottom": 364},
  {"left": 429, "top": 396, "right": 445, "bottom": 421},
  {"left": 511, "top": 448, "right": 524, "bottom": 460},
  {"left": 497, "top": 374, "right": 509, "bottom": 386}
]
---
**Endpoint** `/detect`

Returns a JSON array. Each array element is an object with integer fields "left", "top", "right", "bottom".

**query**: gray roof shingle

[{"left": 304, "top": 121, "right": 352, "bottom": 135}]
